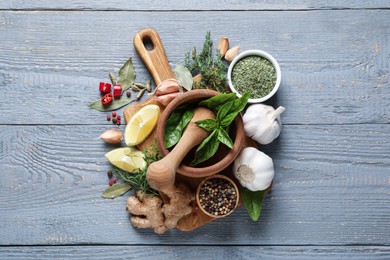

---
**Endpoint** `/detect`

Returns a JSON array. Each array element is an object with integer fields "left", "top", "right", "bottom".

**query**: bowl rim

[
  {"left": 227, "top": 49, "right": 281, "bottom": 103},
  {"left": 196, "top": 174, "right": 240, "bottom": 218},
  {"left": 156, "top": 89, "right": 245, "bottom": 178}
]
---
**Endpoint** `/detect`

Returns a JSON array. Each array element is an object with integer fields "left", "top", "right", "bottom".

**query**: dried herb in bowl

[{"left": 231, "top": 55, "right": 277, "bottom": 99}]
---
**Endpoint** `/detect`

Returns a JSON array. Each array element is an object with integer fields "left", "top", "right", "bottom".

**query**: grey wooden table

[{"left": 0, "top": 1, "right": 389, "bottom": 259}]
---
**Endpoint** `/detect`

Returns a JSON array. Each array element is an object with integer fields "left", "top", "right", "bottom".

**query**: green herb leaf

[
  {"left": 190, "top": 129, "right": 219, "bottom": 166},
  {"left": 101, "top": 183, "right": 131, "bottom": 199},
  {"left": 117, "top": 58, "right": 136, "bottom": 91},
  {"left": 184, "top": 31, "right": 228, "bottom": 92},
  {"left": 175, "top": 64, "right": 193, "bottom": 91},
  {"left": 199, "top": 93, "right": 236, "bottom": 113},
  {"left": 88, "top": 98, "right": 136, "bottom": 112},
  {"left": 109, "top": 72, "right": 117, "bottom": 86},
  {"left": 242, "top": 187, "right": 265, "bottom": 221},
  {"left": 220, "top": 92, "right": 250, "bottom": 127},
  {"left": 164, "top": 106, "right": 195, "bottom": 149},
  {"left": 216, "top": 100, "right": 234, "bottom": 122},
  {"left": 195, "top": 118, "right": 217, "bottom": 132},
  {"left": 217, "top": 127, "right": 233, "bottom": 149}
]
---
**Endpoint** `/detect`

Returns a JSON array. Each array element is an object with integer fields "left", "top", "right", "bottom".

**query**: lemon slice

[
  {"left": 105, "top": 147, "right": 146, "bottom": 172},
  {"left": 124, "top": 104, "right": 160, "bottom": 146}
]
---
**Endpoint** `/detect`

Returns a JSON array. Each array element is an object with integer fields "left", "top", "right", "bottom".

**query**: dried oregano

[{"left": 231, "top": 56, "right": 276, "bottom": 99}]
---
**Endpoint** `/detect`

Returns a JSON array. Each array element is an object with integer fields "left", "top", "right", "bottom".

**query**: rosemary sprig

[
  {"left": 113, "top": 141, "right": 162, "bottom": 195},
  {"left": 113, "top": 167, "right": 157, "bottom": 195},
  {"left": 184, "top": 31, "right": 229, "bottom": 93}
]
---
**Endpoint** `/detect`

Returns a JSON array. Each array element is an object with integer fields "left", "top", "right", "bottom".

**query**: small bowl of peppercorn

[
  {"left": 196, "top": 174, "right": 239, "bottom": 218},
  {"left": 227, "top": 49, "right": 281, "bottom": 103}
]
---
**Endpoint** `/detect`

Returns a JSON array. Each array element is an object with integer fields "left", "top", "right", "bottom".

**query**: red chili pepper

[
  {"left": 101, "top": 93, "right": 113, "bottom": 105},
  {"left": 113, "top": 84, "right": 122, "bottom": 99},
  {"left": 99, "top": 82, "right": 111, "bottom": 94}
]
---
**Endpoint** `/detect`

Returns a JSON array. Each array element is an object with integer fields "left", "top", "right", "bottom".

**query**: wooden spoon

[{"left": 146, "top": 107, "right": 215, "bottom": 194}]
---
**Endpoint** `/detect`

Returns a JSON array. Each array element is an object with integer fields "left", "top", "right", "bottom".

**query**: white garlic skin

[
  {"left": 243, "top": 104, "right": 285, "bottom": 145},
  {"left": 233, "top": 147, "right": 274, "bottom": 191}
]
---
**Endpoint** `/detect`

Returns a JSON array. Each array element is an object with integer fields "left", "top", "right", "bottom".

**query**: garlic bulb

[
  {"left": 233, "top": 147, "right": 274, "bottom": 191},
  {"left": 243, "top": 104, "right": 285, "bottom": 145}
]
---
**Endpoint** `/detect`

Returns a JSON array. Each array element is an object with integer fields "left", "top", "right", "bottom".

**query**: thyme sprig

[{"left": 184, "top": 32, "right": 229, "bottom": 93}]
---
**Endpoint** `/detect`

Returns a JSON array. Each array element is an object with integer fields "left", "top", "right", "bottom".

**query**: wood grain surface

[
  {"left": 0, "top": 10, "right": 388, "bottom": 125},
  {"left": 0, "top": 1, "right": 389, "bottom": 259}
]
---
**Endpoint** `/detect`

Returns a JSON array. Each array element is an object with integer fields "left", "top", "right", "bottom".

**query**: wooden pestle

[{"left": 147, "top": 107, "right": 215, "bottom": 194}]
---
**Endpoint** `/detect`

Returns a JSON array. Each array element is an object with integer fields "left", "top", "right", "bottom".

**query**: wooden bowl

[
  {"left": 196, "top": 174, "right": 239, "bottom": 218},
  {"left": 156, "top": 89, "right": 245, "bottom": 178}
]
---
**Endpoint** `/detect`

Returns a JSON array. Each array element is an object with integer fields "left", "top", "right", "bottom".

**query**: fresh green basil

[
  {"left": 190, "top": 129, "right": 219, "bottom": 166},
  {"left": 164, "top": 105, "right": 195, "bottom": 149},
  {"left": 219, "top": 92, "right": 250, "bottom": 127},
  {"left": 198, "top": 93, "right": 236, "bottom": 113},
  {"left": 242, "top": 187, "right": 265, "bottom": 221},
  {"left": 191, "top": 92, "right": 249, "bottom": 166},
  {"left": 217, "top": 127, "right": 233, "bottom": 149},
  {"left": 195, "top": 118, "right": 218, "bottom": 132}
]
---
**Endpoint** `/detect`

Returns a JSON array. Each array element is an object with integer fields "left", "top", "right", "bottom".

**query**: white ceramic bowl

[{"left": 227, "top": 49, "right": 281, "bottom": 103}]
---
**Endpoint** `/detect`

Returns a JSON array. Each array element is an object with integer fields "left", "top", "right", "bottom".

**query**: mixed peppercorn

[
  {"left": 198, "top": 177, "right": 238, "bottom": 217},
  {"left": 107, "top": 170, "right": 117, "bottom": 186}
]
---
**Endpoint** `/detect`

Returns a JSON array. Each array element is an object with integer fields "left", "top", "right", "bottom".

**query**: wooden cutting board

[{"left": 123, "top": 28, "right": 257, "bottom": 231}]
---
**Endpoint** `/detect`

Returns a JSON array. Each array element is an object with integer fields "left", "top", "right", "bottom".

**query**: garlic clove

[
  {"left": 154, "top": 78, "right": 181, "bottom": 96},
  {"left": 217, "top": 37, "right": 229, "bottom": 57},
  {"left": 224, "top": 46, "right": 240, "bottom": 62},
  {"left": 99, "top": 129, "right": 123, "bottom": 144},
  {"left": 155, "top": 92, "right": 181, "bottom": 106}
]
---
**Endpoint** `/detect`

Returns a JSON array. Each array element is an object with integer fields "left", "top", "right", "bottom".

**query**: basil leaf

[
  {"left": 216, "top": 99, "right": 234, "bottom": 122},
  {"left": 89, "top": 98, "right": 136, "bottom": 112},
  {"left": 217, "top": 127, "right": 233, "bottom": 149},
  {"left": 164, "top": 106, "right": 195, "bottom": 149},
  {"left": 190, "top": 129, "right": 219, "bottom": 166},
  {"left": 195, "top": 118, "right": 217, "bottom": 132},
  {"left": 101, "top": 183, "right": 131, "bottom": 199},
  {"left": 229, "top": 92, "right": 250, "bottom": 114},
  {"left": 199, "top": 93, "right": 236, "bottom": 113},
  {"left": 175, "top": 64, "right": 193, "bottom": 91},
  {"left": 117, "top": 58, "right": 136, "bottom": 91},
  {"left": 220, "top": 92, "right": 250, "bottom": 127},
  {"left": 242, "top": 187, "right": 265, "bottom": 221}
]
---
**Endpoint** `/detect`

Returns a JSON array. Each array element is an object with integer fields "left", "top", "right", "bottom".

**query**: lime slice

[
  {"left": 124, "top": 104, "right": 160, "bottom": 146},
  {"left": 105, "top": 147, "right": 146, "bottom": 172}
]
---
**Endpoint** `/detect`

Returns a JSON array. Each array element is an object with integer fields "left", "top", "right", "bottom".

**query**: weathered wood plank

[
  {"left": 0, "top": 0, "right": 389, "bottom": 10},
  {"left": 0, "top": 246, "right": 389, "bottom": 259},
  {"left": 0, "top": 124, "right": 388, "bottom": 245},
  {"left": 0, "top": 10, "right": 389, "bottom": 125}
]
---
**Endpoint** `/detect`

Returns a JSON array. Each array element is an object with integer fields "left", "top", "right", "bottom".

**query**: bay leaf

[
  {"left": 109, "top": 72, "right": 117, "bottom": 85},
  {"left": 175, "top": 64, "right": 193, "bottom": 91},
  {"left": 101, "top": 183, "right": 131, "bottom": 199},
  {"left": 242, "top": 187, "right": 264, "bottom": 221},
  {"left": 89, "top": 98, "right": 136, "bottom": 112},
  {"left": 117, "top": 58, "right": 136, "bottom": 91}
]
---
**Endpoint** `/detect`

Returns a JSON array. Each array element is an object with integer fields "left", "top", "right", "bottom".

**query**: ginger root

[
  {"left": 126, "top": 190, "right": 167, "bottom": 234},
  {"left": 126, "top": 184, "right": 194, "bottom": 234},
  {"left": 162, "top": 183, "right": 194, "bottom": 229}
]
